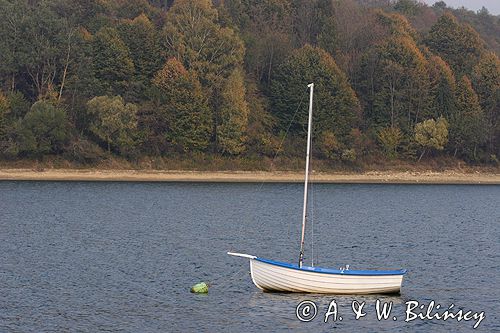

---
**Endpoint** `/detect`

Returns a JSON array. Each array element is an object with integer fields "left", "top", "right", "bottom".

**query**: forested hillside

[{"left": 0, "top": 0, "right": 499, "bottom": 169}]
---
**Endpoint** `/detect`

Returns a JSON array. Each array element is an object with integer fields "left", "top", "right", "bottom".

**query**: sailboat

[{"left": 228, "top": 83, "right": 406, "bottom": 294}]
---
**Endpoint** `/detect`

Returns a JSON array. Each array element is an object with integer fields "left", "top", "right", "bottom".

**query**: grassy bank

[
  {"left": 1, "top": 156, "right": 499, "bottom": 184},
  {"left": 1, "top": 154, "right": 498, "bottom": 172}
]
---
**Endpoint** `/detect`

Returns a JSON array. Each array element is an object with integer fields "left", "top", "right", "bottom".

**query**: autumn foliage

[{"left": 0, "top": 0, "right": 498, "bottom": 166}]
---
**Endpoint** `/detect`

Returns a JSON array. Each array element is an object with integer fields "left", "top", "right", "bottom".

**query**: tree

[
  {"left": 163, "top": 0, "right": 244, "bottom": 85},
  {"left": 426, "top": 54, "right": 456, "bottom": 120},
  {"left": 374, "top": 10, "right": 417, "bottom": 39},
  {"left": 433, "top": 1, "right": 447, "bottom": 10},
  {"left": 0, "top": 0, "right": 498, "bottom": 166},
  {"left": 104, "top": 0, "right": 159, "bottom": 20},
  {"left": 5, "top": 91, "right": 30, "bottom": 120},
  {"left": 47, "top": 0, "right": 107, "bottom": 31},
  {"left": 0, "top": 1, "right": 80, "bottom": 100},
  {"left": 471, "top": 52, "right": 500, "bottom": 155},
  {"left": 0, "top": 92, "right": 9, "bottom": 140},
  {"left": 318, "top": 0, "right": 387, "bottom": 83},
  {"left": 149, "top": 58, "right": 212, "bottom": 152},
  {"left": 318, "top": 130, "right": 340, "bottom": 159},
  {"left": 117, "top": 13, "right": 163, "bottom": 101},
  {"left": 361, "top": 35, "right": 430, "bottom": 132},
  {"left": 223, "top": 0, "right": 293, "bottom": 85},
  {"left": 92, "top": 27, "right": 135, "bottom": 96},
  {"left": 377, "top": 126, "right": 403, "bottom": 158},
  {"left": 290, "top": 0, "right": 334, "bottom": 46},
  {"left": 0, "top": 91, "right": 29, "bottom": 156},
  {"left": 163, "top": 0, "right": 245, "bottom": 151},
  {"left": 18, "top": 100, "right": 70, "bottom": 155},
  {"left": 244, "top": 78, "right": 277, "bottom": 156},
  {"left": 394, "top": 0, "right": 423, "bottom": 17},
  {"left": 0, "top": 0, "right": 29, "bottom": 92},
  {"left": 271, "top": 45, "right": 360, "bottom": 143},
  {"left": 356, "top": 10, "right": 425, "bottom": 129},
  {"left": 86, "top": 95, "right": 138, "bottom": 154},
  {"left": 415, "top": 117, "right": 448, "bottom": 161},
  {"left": 425, "top": 12, "right": 485, "bottom": 76},
  {"left": 449, "top": 76, "right": 487, "bottom": 160},
  {"left": 218, "top": 68, "right": 249, "bottom": 154}
]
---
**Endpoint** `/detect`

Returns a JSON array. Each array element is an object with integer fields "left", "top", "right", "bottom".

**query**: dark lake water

[{"left": 1, "top": 181, "right": 499, "bottom": 332}]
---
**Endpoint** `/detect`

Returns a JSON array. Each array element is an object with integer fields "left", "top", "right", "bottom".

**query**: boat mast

[{"left": 299, "top": 83, "right": 314, "bottom": 268}]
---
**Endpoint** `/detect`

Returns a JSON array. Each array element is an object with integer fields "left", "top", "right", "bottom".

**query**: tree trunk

[
  {"left": 267, "top": 45, "right": 274, "bottom": 84},
  {"left": 390, "top": 82, "right": 395, "bottom": 128},
  {"left": 418, "top": 148, "right": 426, "bottom": 162},
  {"left": 59, "top": 36, "right": 72, "bottom": 101}
]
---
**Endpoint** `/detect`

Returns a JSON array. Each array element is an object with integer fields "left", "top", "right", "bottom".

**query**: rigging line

[
  {"left": 317, "top": 183, "right": 321, "bottom": 266},
  {"left": 272, "top": 93, "right": 307, "bottom": 252},
  {"left": 310, "top": 134, "right": 315, "bottom": 267},
  {"left": 271, "top": 94, "right": 306, "bottom": 169},
  {"left": 247, "top": 93, "right": 307, "bottom": 249},
  {"left": 311, "top": 172, "right": 319, "bottom": 267},
  {"left": 310, "top": 180, "right": 314, "bottom": 267},
  {"left": 230, "top": 92, "right": 307, "bottom": 257}
]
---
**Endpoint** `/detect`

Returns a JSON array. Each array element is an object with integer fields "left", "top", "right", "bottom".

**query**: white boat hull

[{"left": 249, "top": 258, "right": 405, "bottom": 294}]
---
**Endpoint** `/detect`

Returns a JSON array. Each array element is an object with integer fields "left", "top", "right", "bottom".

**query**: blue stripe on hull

[{"left": 255, "top": 258, "right": 407, "bottom": 276}]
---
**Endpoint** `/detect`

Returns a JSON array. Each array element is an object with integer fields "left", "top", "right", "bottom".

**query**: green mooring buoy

[{"left": 190, "top": 282, "right": 209, "bottom": 293}]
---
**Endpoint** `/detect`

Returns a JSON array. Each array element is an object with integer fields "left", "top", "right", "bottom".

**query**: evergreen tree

[
  {"left": 222, "top": 0, "right": 293, "bottom": 85},
  {"left": 118, "top": 13, "right": 163, "bottom": 101},
  {"left": 374, "top": 10, "right": 417, "bottom": 39},
  {"left": 163, "top": 0, "right": 244, "bottom": 84},
  {"left": 361, "top": 35, "right": 430, "bottom": 132},
  {"left": 0, "top": 1, "right": 77, "bottom": 100},
  {"left": 471, "top": 52, "right": 500, "bottom": 155},
  {"left": 0, "top": 91, "right": 30, "bottom": 156},
  {"left": 425, "top": 12, "right": 485, "bottom": 76},
  {"left": 0, "top": 0, "right": 29, "bottom": 92},
  {"left": 0, "top": 92, "right": 9, "bottom": 140},
  {"left": 163, "top": 0, "right": 245, "bottom": 151},
  {"left": 271, "top": 45, "right": 360, "bottom": 143},
  {"left": 449, "top": 76, "right": 487, "bottom": 160},
  {"left": 244, "top": 78, "right": 277, "bottom": 156},
  {"left": 290, "top": 0, "right": 334, "bottom": 46},
  {"left": 5, "top": 91, "right": 30, "bottom": 120},
  {"left": 427, "top": 54, "right": 456, "bottom": 120},
  {"left": 394, "top": 0, "right": 423, "bottom": 17},
  {"left": 150, "top": 58, "right": 212, "bottom": 152},
  {"left": 18, "top": 100, "right": 70, "bottom": 155},
  {"left": 218, "top": 68, "right": 249, "bottom": 155},
  {"left": 377, "top": 126, "right": 403, "bottom": 159},
  {"left": 92, "top": 27, "right": 135, "bottom": 96}
]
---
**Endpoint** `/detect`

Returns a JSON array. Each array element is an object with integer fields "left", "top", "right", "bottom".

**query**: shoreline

[{"left": 0, "top": 168, "right": 499, "bottom": 184}]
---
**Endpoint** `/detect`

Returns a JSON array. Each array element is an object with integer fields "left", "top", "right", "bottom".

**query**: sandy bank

[{"left": 0, "top": 168, "right": 499, "bottom": 184}]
